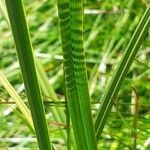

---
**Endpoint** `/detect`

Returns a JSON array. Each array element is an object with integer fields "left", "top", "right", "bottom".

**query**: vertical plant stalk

[
  {"left": 131, "top": 85, "right": 139, "bottom": 149},
  {"left": 66, "top": 99, "right": 71, "bottom": 150},
  {"left": 57, "top": 0, "right": 97, "bottom": 149},
  {"left": 5, "top": 0, "right": 52, "bottom": 149},
  {"left": 94, "top": 7, "right": 150, "bottom": 141}
]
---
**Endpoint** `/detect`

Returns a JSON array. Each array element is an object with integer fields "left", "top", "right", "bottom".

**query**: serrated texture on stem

[{"left": 57, "top": 0, "right": 97, "bottom": 149}]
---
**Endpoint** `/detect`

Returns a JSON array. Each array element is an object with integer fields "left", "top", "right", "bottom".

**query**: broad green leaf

[{"left": 57, "top": 0, "right": 97, "bottom": 149}]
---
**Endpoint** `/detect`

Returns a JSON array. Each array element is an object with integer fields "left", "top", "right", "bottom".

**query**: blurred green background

[{"left": 0, "top": 0, "right": 150, "bottom": 149}]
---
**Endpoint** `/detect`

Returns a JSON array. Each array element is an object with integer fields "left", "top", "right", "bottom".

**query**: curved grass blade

[
  {"left": 5, "top": 0, "right": 52, "bottom": 149},
  {"left": 0, "top": 71, "right": 33, "bottom": 130},
  {"left": 94, "top": 7, "right": 150, "bottom": 141},
  {"left": 57, "top": 0, "right": 97, "bottom": 149}
]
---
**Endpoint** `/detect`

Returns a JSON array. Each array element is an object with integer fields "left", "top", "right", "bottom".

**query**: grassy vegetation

[{"left": 0, "top": 0, "right": 150, "bottom": 149}]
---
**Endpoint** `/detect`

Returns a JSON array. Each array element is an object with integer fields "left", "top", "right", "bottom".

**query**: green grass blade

[
  {"left": 0, "top": 0, "right": 66, "bottom": 145},
  {"left": 35, "top": 58, "right": 68, "bottom": 142},
  {"left": 94, "top": 7, "right": 150, "bottom": 141},
  {"left": 5, "top": 0, "right": 52, "bottom": 149},
  {"left": 0, "top": 0, "right": 9, "bottom": 24},
  {"left": 35, "top": 58, "right": 58, "bottom": 101},
  {"left": 57, "top": 0, "right": 97, "bottom": 149},
  {"left": 0, "top": 71, "right": 34, "bottom": 129}
]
